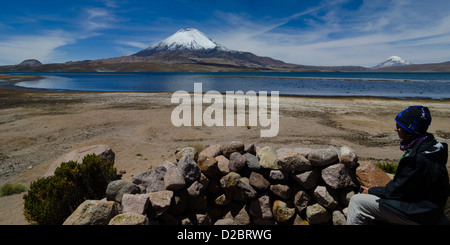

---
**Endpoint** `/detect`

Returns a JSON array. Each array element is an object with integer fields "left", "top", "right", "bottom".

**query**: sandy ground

[{"left": 0, "top": 88, "right": 449, "bottom": 225}]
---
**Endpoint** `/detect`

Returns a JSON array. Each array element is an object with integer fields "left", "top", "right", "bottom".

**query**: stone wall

[{"left": 63, "top": 142, "right": 389, "bottom": 225}]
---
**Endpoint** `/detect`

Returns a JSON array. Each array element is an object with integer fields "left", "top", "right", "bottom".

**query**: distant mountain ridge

[
  {"left": 1, "top": 29, "right": 449, "bottom": 72},
  {"left": 371, "top": 56, "right": 410, "bottom": 69},
  {"left": 133, "top": 28, "right": 293, "bottom": 69}
]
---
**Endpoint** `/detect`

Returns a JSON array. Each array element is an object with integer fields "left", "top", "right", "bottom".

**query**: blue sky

[{"left": 1, "top": 0, "right": 449, "bottom": 67}]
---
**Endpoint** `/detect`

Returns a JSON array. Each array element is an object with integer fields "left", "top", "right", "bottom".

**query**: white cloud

[
  {"left": 211, "top": 0, "right": 450, "bottom": 67},
  {"left": 118, "top": 41, "right": 149, "bottom": 50},
  {"left": 84, "top": 8, "right": 120, "bottom": 31},
  {"left": 0, "top": 31, "right": 75, "bottom": 65}
]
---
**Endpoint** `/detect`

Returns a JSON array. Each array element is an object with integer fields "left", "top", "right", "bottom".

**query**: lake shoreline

[
  {"left": 4, "top": 71, "right": 450, "bottom": 99},
  {"left": 1, "top": 79, "right": 449, "bottom": 225}
]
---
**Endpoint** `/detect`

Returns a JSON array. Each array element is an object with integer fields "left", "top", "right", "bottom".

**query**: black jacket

[{"left": 369, "top": 134, "right": 449, "bottom": 224}]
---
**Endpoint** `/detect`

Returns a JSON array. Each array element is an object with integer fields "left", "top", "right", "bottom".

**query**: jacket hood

[{"left": 412, "top": 134, "right": 448, "bottom": 166}]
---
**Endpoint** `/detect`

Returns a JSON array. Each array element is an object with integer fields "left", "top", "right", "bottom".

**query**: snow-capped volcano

[
  {"left": 134, "top": 28, "right": 289, "bottom": 68},
  {"left": 372, "top": 56, "right": 411, "bottom": 69},
  {"left": 135, "top": 28, "right": 228, "bottom": 56}
]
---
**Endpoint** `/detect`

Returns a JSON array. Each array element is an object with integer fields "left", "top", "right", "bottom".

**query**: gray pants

[{"left": 346, "top": 194, "right": 418, "bottom": 225}]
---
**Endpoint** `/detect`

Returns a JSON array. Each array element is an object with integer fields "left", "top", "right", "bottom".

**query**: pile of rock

[{"left": 63, "top": 141, "right": 385, "bottom": 225}]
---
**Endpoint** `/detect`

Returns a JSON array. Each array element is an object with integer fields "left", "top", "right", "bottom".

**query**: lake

[{"left": 10, "top": 72, "right": 450, "bottom": 99}]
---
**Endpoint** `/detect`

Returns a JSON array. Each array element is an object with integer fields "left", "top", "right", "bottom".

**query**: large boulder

[
  {"left": 63, "top": 200, "right": 117, "bottom": 225},
  {"left": 228, "top": 152, "right": 246, "bottom": 172},
  {"left": 257, "top": 146, "right": 278, "bottom": 169},
  {"left": 339, "top": 146, "right": 358, "bottom": 168},
  {"left": 164, "top": 162, "right": 186, "bottom": 191},
  {"left": 44, "top": 145, "right": 115, "bottom": 177},
  {"left": 199, "top": 144, "right": 223, "bottom": 158},
  {"left": 321, "top": 163, "right": 357, "bottom": 189},
  {"left": 277, "top": 150, "right": 311, "bottom": 172},
  {"left": 272, "top": 200, "right": 295, "bottom": 223},
  {"left": 106, "top": 180, "right": 141, "bottom": 203},
  {"left": 108, "top": 212, "right": 149, "bottom": 225},
  {"left": 249, "top": 193, "right": 273, "bottom": 220},
  {"left": 306, "top": 203, "right": 330, "bottom": 224},
  {"left": 131, "top": 165, "right": 167, "bottom": 193},
  {"left": 355, "top": 161, "right": 392, "bottom": 188},
  {"left": 121, "top": 194, "right": 150, "bottom": 215},
  {"left": 175, "top": 147, "right": 198, "bottom": 162},
  {"left": 147, "top": 190, "right": 174, "bottom": 217},
  {"left": 291, "top": 169, "right": 320, "bottom": 190},
  {"left": 221, "top": 141, "right": 245, "bottom": 158},
  {"left": 307, "top": 147, "right": 338, "bottom": 167},
  {"left": 177, "top": 153, "right": 201, "bottom": 183}
]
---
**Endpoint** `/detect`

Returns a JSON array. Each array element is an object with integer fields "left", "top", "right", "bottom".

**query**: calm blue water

[{"left": 9, "top": 72, "right": 450, "bottom": 99}]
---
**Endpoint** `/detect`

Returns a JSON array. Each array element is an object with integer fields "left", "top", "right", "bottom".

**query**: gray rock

[
  {"left": 186, "top": 177, "right": 208, "bottom": 197},
  {"left": 257, "top": 146, "right": 278, "bottom": 169},
  {"left": 294, "top": 190, "right": 311, "bottom": 213},
  {"left": 237, "top": 177, "right": 258, "bottom": 201},
  {"left": 244, "top": 143, "right": 256, "bottom": 155},
  {"left": 249, "top": 193, "right": 273, "bottom": 220},
  {"left": 220, "top": 172, "right": 256, "bottom": 201},
  {"left": 63, "top": 200, "right": 117, "bottom": 225},
  {"left": 164, "top": 163, "right": 186, "bottom": 191},
  {"left": 269, "top": 184, "right": 292, "bottom": 200},
  {"left": 108, "top": 212, "right": 149, "bottom": 225},
  {"left": 121, "top": 194, "right": 150, "bottom": 215},
  {"left": 306, "top": 203, "right": 330, "bottom": 224},
  {"left": 221, "top": 141, "right": 245, "bottom": 158},
  {"left": 313, "top": 185, "right": 338, "bottom": 210},
  {"left": 321, "top": 163, "right": 357, "bottom": 189},
  {"left": 269, "top": 170, "right": 289, "bottom": 180},
  {"left": 276, "top": 147, "right": 312, "bottom": 157},
  {"left": 243, "top": 152, "right": 260, "bottom": 170},
  {"left": 214, "top": 218, "right": 236, "bottom": 225},
  {"left": 332, "top": 210, "right": 347, "bottom": 225},
  {"left": 339, "top": 146, "right": 358, "bottom": 168},
  {"left": 291, "top": 169, "right": 320, "bottom": 190},
  {"left": 228, "top": 152, "right": 246, "bottom": 172},
  {"left": 223, "top": 202, "right": 251, "bottom": 225},
  {"left": 249, "top": 171, "right": 270, "bottom": 191},
  {"left": 131, "top": 166, "right": 167, "bottom": 193},
  {"left": 106, "top": 180, "right": 140, "bottom": 203},
  {"left": 220, "top": 172, "right": 241, "bottom": 191},
  {"left": 175, "top": 147, "right": 198, "bottom": 162},
  {"left": 215, "top": 155, "right": 230, "bottom": 174},
  {"left": 277, "top": 150, "right": 311, "bottom": 172},
  {"left": 177, "top": 153, "right": 201, "bottom": 183},
  {"left": 307, "top": 147, "right": 338, "bottom": 167},
  {"left": 199, "top": 144, "right": 222, "bottom": 158},
  {"left": 147, "top": 190, "right": 174, "bottom": 217}
]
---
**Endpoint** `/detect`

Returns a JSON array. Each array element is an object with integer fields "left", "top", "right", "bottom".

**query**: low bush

[
  {"left": 374, "top": 162, "right": 398, "bottom": 174},
  {"left": 0, "top": 182, "right": 27, "bottom": 197},
  {"left": 23, "top": 154, "right": 118, "bottom": 225}
]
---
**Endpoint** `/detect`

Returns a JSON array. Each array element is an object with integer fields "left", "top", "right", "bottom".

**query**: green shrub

[
  {"left": 0, "top": 182, "right": 27, "bottom": 197},
  {"left": 374, "top": 162, "right": 398, "bottom": 174},
  {"left": 23, "top": 154, "right": 118, "bottom": 225}
]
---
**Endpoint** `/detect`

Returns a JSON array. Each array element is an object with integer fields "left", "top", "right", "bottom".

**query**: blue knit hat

[{"left": 395, "top": 105, "right": 431, "bottom": 135}]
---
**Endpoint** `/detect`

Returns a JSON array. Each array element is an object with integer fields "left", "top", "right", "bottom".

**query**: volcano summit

[
  {"left": 134, "top": 28, "right": 290, "bottom": 69},
  {"left": 136, "top": 28, "right": 229, "bottom": 56}
]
